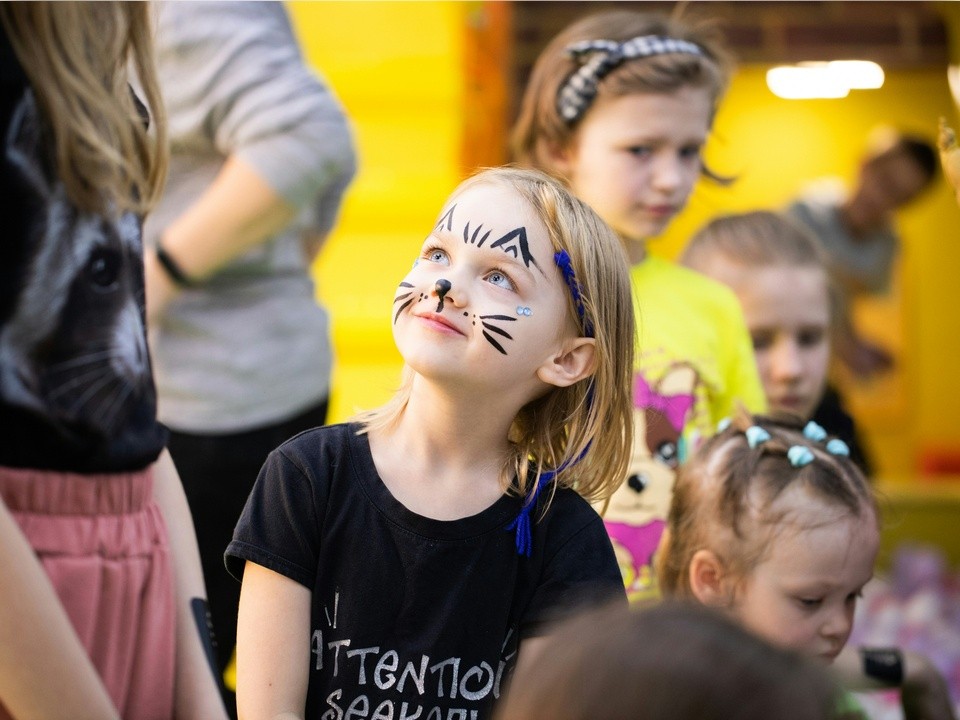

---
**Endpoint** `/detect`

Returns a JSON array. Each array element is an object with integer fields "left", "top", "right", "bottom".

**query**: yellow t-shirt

[{"left": 604, "top": 256, "right": 766, "bottom": 602}]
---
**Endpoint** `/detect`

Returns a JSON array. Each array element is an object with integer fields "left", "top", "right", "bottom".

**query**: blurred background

[{"left": 286, "top": 1, "right": 960, "bottom": 566}]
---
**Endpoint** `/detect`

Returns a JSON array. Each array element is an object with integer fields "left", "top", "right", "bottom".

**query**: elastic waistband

[{"left": 0, "top": 465, "right": 153, "bottom": 515}]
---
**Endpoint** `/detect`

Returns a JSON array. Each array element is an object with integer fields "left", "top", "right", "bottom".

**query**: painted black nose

[{"left": 435, "top": 278, "right": 451, "bottom": 299}]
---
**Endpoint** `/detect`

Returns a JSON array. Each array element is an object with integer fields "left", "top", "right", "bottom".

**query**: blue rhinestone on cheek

[{"left": 516, "top": 306, "right": 532, "bottom": 317}]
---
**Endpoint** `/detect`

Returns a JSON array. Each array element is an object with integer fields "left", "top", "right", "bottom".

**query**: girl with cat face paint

[
  {"left": 228, "top": 167, "right": 635, "bottom": 720},
  {"left": 0, "top": 4, "right": 227, "bottom": 719}
]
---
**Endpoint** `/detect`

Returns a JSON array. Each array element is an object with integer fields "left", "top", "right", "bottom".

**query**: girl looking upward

[{"left": 228, "top": 167, "right": 635, "bottom": 720}]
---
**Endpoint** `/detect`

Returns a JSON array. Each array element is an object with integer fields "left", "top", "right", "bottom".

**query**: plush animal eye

[
  {"left": 656, "top": 441, "right": 678, "bottom": 468},
  {"left": 87, "top": 248, "right": 121, "bottom": 291}
]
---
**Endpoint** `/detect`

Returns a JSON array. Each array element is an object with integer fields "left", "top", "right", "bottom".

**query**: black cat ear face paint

[{"left": 438, "top": 202, "right": 543, "bottom": 273}]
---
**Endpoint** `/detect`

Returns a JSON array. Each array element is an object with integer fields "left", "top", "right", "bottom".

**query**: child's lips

[
  {"left": 775, "top": 394, "right": 806, "bottom": 412},
  {"left": 645, "top": 204, "right": 677, "bottom": 218},
  {"left": 416, "top": 312, "right": 464, "bottom": 336}
]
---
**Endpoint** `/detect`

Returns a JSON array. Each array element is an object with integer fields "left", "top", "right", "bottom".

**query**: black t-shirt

[
  {"left": 227, "top": 423, "right": 625, "bottom": 719},
  {"left": 0, "top": 26, "right": 166, "bottom": 472}
]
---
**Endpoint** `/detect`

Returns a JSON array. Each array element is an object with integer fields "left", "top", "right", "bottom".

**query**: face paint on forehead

[{"left": 436, "top": 202, "right": 544, "bottom": 275}]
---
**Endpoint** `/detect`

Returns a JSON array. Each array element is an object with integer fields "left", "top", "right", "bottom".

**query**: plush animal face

[{"left": 0, "top": 89, "right": 151, "bottom": 439}]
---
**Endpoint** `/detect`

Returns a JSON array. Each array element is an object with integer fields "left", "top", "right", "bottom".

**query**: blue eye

[
  {"left": 423, "top": 246, "right": 449, "bottom": 265},
  {"left": 679, "top": 144, "right": 703, "bottom": 160},
  {"left": 628, "top": 146, "right": 652, "bottom": 158},
  {"left": 796, "top": 597, "right": 823, "bottom": 609},
  {"left": 486, "top": 269, "right": 515, "bottom": 291}
]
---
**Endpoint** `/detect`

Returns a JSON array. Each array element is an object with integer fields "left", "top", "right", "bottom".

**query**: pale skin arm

[
  {"left": 236, "top": 561, "right": 311, "bottom": 720},
  {"left": 0, "top": 497, "right": 120, "bottom": 720},
  {"left": 144, "top": 155, "right": 297, "bottom": 324},
  {"left": 151, "top": 450, "right": 230, "bottom": 720},
  {"left": 833, "top": 646, "right": 956, "bottom": 720}
]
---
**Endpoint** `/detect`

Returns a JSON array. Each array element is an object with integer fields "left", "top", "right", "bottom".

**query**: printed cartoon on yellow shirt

[{"left": 604, "top": 364, "right": 698, "bottom": 602}]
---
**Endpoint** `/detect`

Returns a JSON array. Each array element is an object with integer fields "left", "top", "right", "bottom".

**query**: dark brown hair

[{"left": 496, "top": 601, "right": 837, "bottom": 720}]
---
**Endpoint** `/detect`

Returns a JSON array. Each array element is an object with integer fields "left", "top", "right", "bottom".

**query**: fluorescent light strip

[{"left": 766, "top": 61, "right": 884, "bottom": 100}]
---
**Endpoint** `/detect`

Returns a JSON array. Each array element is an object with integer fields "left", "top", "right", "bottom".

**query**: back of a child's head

[
  {"left": 657, "top": 409, "right": 877, "bottom": 598},
  {"left": 496, "top": 600, "right": 836, "bottom": 720},
  {"left": 511, "top": 9, "right": 732, "bottom": 176},
  {"left": 366, "top": 166, "right": 635, "bottom": 505},
  {"left": 682, "top": 210, "right": 828, "bottom": 277}
]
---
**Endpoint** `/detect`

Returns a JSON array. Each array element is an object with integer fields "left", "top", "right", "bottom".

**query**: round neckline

[{"left": 349, "top": 425, "right": 520, "bottom": 541}]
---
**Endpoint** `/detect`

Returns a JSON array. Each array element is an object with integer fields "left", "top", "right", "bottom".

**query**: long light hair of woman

[{"left": 0, "top": 1, "right": 167, "bottom": 215}]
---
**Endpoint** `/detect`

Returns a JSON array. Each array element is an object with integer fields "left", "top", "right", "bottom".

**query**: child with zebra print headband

[{"left": 512, "top": 10, "right": 765, "bottom": 603}]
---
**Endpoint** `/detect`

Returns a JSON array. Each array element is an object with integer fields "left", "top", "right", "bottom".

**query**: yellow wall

[
  {"left": 287, "top": 1, "right": 470, "bottom": 421},
  {"left": 289, "top": 2, "right": 960, "bottom": 480},
  {"left": 656, "top": 66, "right": 960, "bottom": 478}
]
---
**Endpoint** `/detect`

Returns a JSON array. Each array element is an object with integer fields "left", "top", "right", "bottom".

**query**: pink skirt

[{"left": 0, "top": 465, "right": 175, "bottom": 720}]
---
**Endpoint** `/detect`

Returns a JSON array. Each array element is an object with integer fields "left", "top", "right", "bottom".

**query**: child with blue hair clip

[{"left": 227, "top": 167, "right": 635, "bottom": 720}]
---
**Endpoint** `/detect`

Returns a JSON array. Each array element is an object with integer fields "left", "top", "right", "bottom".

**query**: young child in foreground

[
  {"left": 226, "top": 167, "right": 634, "bottom": 720},
  {"left": 658, "top": 410, "right": 880, "bottom": 718},
  {"left": 679, "top": 210, "right": 957, "bottom": 720},
  {"left": 495, "top": 600, "right": 838, "bottom": 720}
]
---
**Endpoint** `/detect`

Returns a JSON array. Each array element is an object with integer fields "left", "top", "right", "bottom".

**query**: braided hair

[{"left": 657, "top": 406, "right": 878, "bottom": 599}]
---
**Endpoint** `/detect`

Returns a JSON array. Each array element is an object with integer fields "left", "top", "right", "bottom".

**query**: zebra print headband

[{"left": 557, "top": 35, "right": 705, "bottom": 124}]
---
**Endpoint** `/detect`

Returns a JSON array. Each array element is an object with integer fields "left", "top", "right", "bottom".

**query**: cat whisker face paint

[{"left": 391, "top": 181, "right": 576, "bottom": 382}]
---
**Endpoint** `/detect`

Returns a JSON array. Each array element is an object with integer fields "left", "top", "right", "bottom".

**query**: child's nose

[
  {"left": 431, "top": 276, "right": 464, "bottom": 311},
  {"left": 771, "top": 340, "right": 803, "bottom": 380},
  {"left": 821, "top": 604, "right": 854, "bottom": 644},
  {"left": 651, "top": 152, "right": 683, "bottom": 192}
]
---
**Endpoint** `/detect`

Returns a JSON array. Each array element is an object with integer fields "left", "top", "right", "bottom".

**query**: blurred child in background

[{"left": 511, "top": 9, "right": 765, "bottom": 601}]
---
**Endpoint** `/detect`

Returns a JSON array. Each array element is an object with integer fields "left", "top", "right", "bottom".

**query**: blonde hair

[
  {"left": 511, "top": 9, "right": 732, "bottom": 180},
  {"left": 358, "top": 166, "right": 635, "bottom": 507},
  {"left": 657, "top": 409, "right": 877, "bottom": 599},
  {"left": 681, "top": 210, "right": 839, "bottom": 327},
  {"left": 0, "top": 1, "right": 167, "bottom": 215}
]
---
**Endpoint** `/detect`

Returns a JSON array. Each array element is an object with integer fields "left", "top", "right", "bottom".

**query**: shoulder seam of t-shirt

[
  {"left": 275, "top": 427, "right": 336, "bottom": 541},
  {"left": 227, "top": 539, "right": 315, "bottom": 589}
]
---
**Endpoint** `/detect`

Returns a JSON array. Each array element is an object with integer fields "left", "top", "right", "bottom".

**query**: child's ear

[
  {"left": 537, "top": 337, "right": 596, "bottom": 388},
  {"left": 688, "top": 549, "right": 732, "bottom": 607},
  {"left": 546, "top": 140, "right": 575, "bottom": 179}
]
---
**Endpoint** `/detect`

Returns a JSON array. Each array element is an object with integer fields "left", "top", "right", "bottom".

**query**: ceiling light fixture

[{"left": 766, "top": 60, "right": 885, "bottom": 100}]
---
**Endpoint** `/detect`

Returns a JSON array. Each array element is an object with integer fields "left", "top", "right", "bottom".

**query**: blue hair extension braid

[
  {"left": 508, "top": 251, "right": 596, "bottom": 556},
  {"left": 507, "top": 445, "right": 590, "bottom": 557},
  {"left": 554, "top": 250, "right": 593, "bottom": 337}
]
